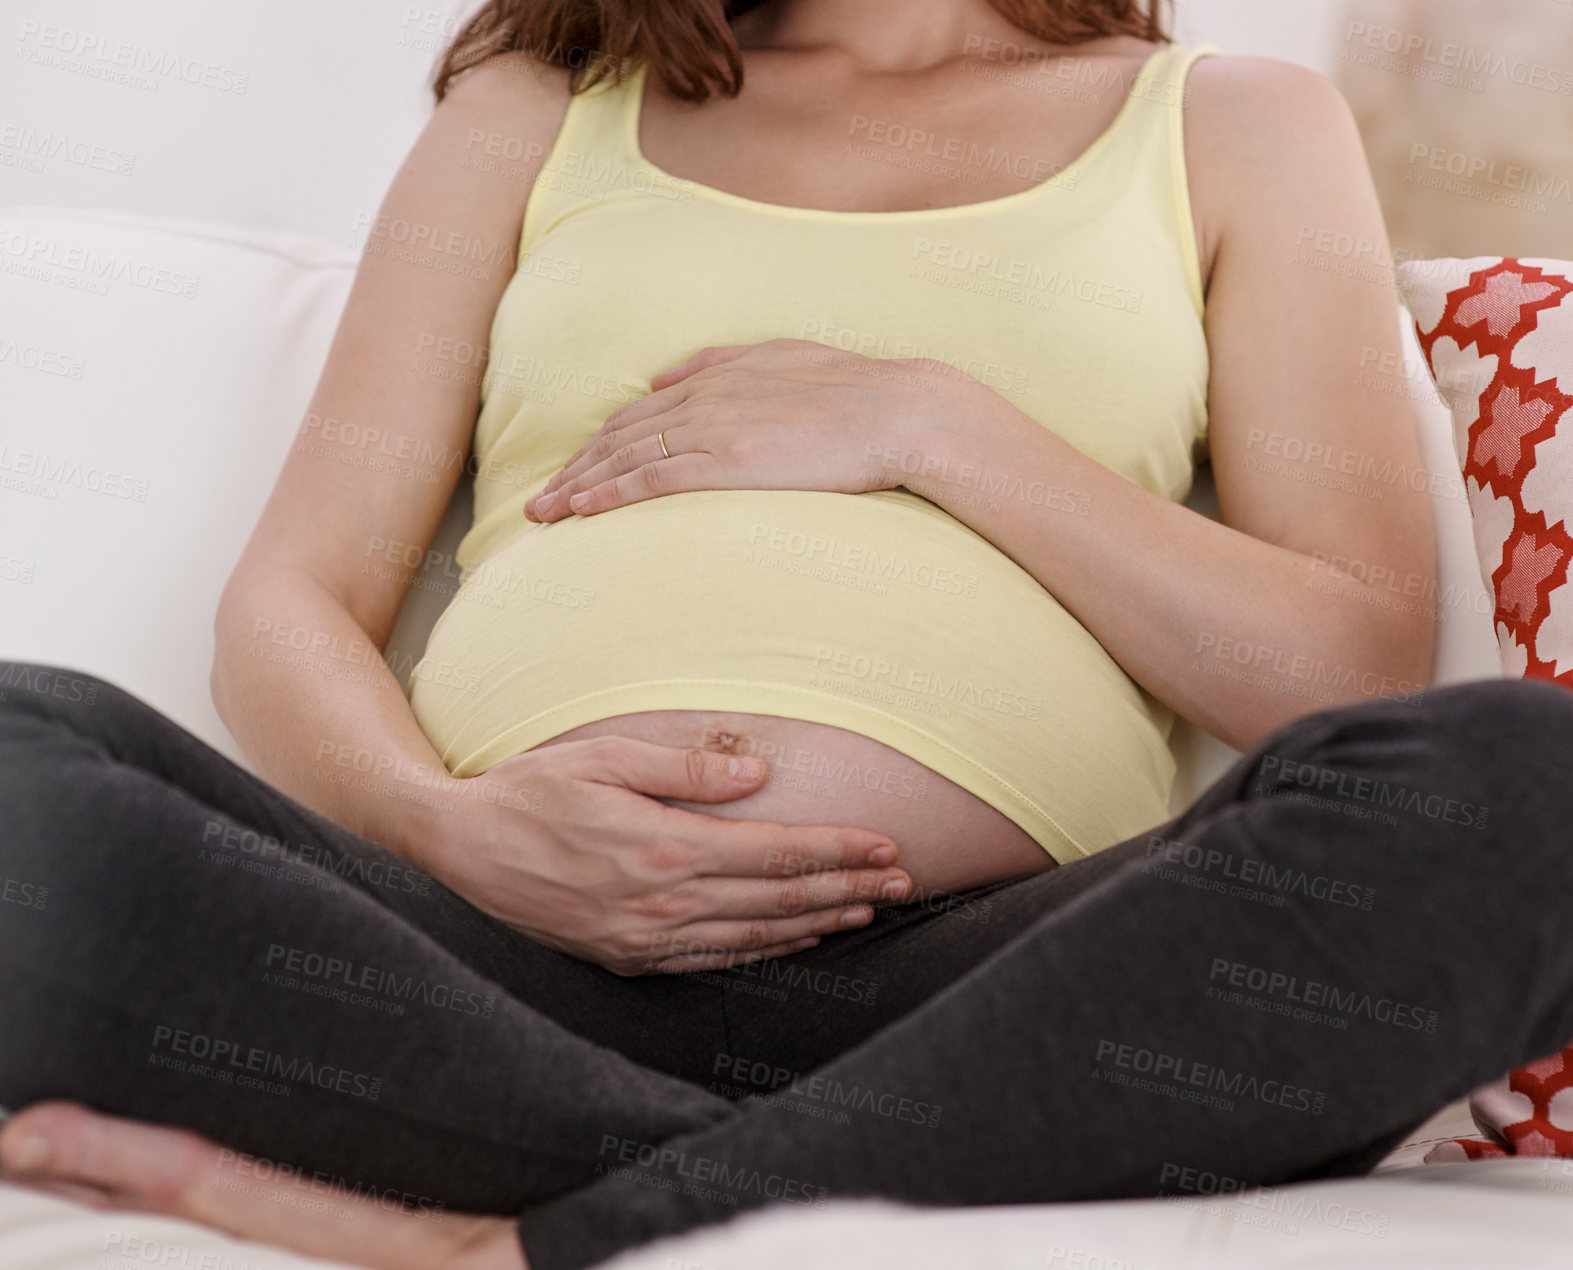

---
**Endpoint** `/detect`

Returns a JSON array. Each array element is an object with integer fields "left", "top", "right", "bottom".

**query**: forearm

[
  {"left": 210, "top": 565, "right": 460, "bottom": 869},
  {"left": 890, "top": 398, "right": 1434, "bottom": 751}
]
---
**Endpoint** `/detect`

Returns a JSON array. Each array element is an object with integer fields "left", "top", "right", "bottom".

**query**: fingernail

[
  {"left": 534, "top": 491, "right": 557, "bottom": 513},
  {"left": 2, "top": 1133, "right": 50, "bottom": 1174},
  {"left": 839, "top": 906, "right": 871, "bottom": 928},
  {"left": 881, "top": 879, "right": 910, "bottom": 901},
  {"left": 568, "top": 492, "right": 589, "bottom": 511},
  {"left": 868, "top": 843, "right": 897, "bottom": 866},
  {"left": 729, "top": 756, "right": 765, "bottom": 778}
]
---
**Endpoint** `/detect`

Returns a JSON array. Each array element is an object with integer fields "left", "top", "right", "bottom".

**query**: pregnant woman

[{"left": 6, "top": 1, "right": 1573, "bottom": 1268}]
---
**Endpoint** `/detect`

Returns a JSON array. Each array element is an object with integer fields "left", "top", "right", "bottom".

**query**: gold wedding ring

[{"left": 657, "top": 430, "right": 670, "bottom": 459}]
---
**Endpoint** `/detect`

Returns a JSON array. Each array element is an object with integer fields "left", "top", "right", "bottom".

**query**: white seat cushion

[
  {"left": 596, "top": 1158, "right": 1573, "bottom": 1270},
  {"left": 5, "top": 1149, "right": 1571, "bottom": 1270},
  {"left": 1, "top": 207, "right": 356, "bottom": 764}
]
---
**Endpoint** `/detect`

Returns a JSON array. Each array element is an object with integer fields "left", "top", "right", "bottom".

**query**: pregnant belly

[
  {"left": 412, "top": 489, "right": 1178, "bottom": 880},
  {"left": 529, "top": 709, "right": 1055, "bottom": 896}
]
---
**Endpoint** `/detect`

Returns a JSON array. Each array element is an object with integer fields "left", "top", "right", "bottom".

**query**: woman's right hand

[{"left": 422, "top": 737, "right": 913, "bottom": 975}]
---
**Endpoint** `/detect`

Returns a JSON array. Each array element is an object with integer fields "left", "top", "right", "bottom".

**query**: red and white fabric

[{"left": 1398, "top": 255, "right": 1573, "bottom": 1163}]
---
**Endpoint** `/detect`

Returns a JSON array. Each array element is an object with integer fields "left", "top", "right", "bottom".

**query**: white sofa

[{"left": 0, "top": 2, "right": 1542, "bottom": 1267}]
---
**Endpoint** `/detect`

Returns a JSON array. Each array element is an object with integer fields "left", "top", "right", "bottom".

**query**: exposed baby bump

[
  {"left": 411, "top": 489, "right": 1177, "bottom": 866},
  {"left": 532, "top": 710, "right": 1055, "bottom": 896}
]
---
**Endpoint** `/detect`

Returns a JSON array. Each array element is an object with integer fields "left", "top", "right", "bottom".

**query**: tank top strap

[
  {"left": 1086, "top": 41, "right": 1219, "bottom": 317},
  {"left": 1138, "top": 42, "right": 1220, "bottom": 171},
  {"left": 519, "top": 64, "right": 645, "bottom": 255},
  {"left": 1139, "top": 41, "right": 1221, "bottom": 101},
  {"left": 1099, "top": 41, "right": 1220, "bottom": 165}
]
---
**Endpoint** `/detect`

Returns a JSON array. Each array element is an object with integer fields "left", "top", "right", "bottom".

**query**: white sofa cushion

[
  {"left": 597, "top": 1158, "right": 1573, "bottom": 1270},
  {"left": 0, "top": 1183, "right": 356, "bottom": 1270},
  {"left": 0, "top": 208, "right": 357, "bottom": 764},
  {"left": 4, "top": 1149, "right": 1571, "bottom": 1270}
]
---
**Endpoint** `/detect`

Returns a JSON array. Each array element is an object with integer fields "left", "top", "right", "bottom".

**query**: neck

[{"left": 733, "top": 0, "right": 1038, "bottom": 72}]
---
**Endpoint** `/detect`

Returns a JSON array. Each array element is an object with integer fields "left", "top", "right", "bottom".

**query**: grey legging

[{"left": 2, "top": 659, "right": 1572, "bottom": 1270}]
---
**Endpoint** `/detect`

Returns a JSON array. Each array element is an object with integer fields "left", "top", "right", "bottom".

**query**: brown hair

[{"left": 434, "top": 0, "right": 1172, "bottom": 104}]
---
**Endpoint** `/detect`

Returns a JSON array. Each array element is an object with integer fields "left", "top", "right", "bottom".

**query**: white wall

[
  {"left": 0, "top": 1, "right": 1358, "bottom": 243},
  {"left": 0, "top": 1, "right": 477, "bottom": 241},
  {"left": 1175, "top": 0, "right": 1349, "bottom": 78}
]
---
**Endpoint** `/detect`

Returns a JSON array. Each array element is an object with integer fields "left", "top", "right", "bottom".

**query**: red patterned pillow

[
  {"left": 1397, "top": 257, "right": 1573, "bottom": 1162},
  {"left": 1422, "top": 1050, "right": 1573, "bottom": 1162},
  {"left": 1398, "top": 257, "right": 1573, "bottom": 679}
]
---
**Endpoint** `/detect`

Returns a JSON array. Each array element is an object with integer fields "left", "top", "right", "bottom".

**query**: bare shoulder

[
  {"left": 1185, "top": 55, "right": 1361, "bottom": 170},
  {"left": 1187, "top": 55, "right": 1350, "bottom": 110},
  {"left": 438, "top": 49, "right": 575, "bottom": 133},
  {"left": 1181, "top": 56, "right": 1374, "bottom": 284}
]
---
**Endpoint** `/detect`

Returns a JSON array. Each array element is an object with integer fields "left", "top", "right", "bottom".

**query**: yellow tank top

[{"left": 409, "top": 42, "right": 1217, "bottom": 864}]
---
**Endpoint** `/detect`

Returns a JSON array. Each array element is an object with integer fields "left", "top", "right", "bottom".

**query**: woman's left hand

[
  {"left": 523, "top": 338, "right": 979, "bottom": 520},
  {"left": 0, "top": 1102, "right": 527, "bottom": 1270}
]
